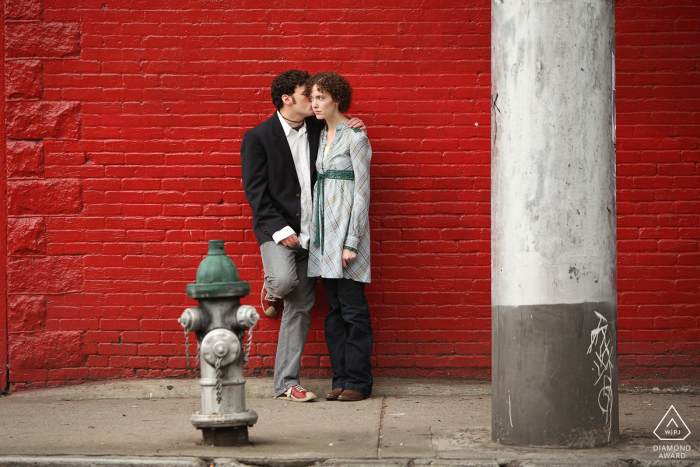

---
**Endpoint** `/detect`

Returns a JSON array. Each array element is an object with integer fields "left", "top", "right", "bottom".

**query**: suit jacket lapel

[
  {"left": 306, "top": 117, "right": 321, "bottom": 182},
  {"left": 270, "top": 112, "right": 298, "bottom": 176}
]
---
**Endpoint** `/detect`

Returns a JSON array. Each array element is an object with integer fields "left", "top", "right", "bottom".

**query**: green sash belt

[{"left": 314, "top": 170, "right": 355, "bottom": 254}]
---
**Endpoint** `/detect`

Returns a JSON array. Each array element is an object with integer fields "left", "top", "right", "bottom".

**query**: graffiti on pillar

[
  {"left": 587, "top": 310, "right": 614, "bottom": 441},
  {"left": 508, "top": 390, "right": 513, "bottom": 427},
  {"left": 491, "top": 92, "right": 501, "bottom": 144}
]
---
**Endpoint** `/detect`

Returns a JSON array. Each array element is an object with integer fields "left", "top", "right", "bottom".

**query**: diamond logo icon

[{"left": 654, "top": 405, "right": 691, "bottom": 441}]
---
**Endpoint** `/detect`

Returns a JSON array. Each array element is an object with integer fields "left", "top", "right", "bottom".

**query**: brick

[
  {"left": 9, "top": 331, "right": 85, "bottom": 369},
  {"left": 8, "top": 179, "right": 81, "bottom": 215},
  {"left": 5, "top": 0, "right": 41, "bottom": 20},
  {"left": 99, "top": 319, "right": 140, "bottom": 331},
  {"left": 8, "top": 295, "right": 46, "bottom": 333},
  {"left": 6, "top": 101, "right": 80, "bottom": 139},
  {"left": 137, "top": 343, "right": 179, "bottom": 356},
  {"left": 6, "top": 140, "right": 43, "bottom": 178},
  {"left": 658, "top": 240, "right": 698, "bottom": 252},
  {"left": 97, "top": 343, "right": 138, "bottom": 355},
  {"left": 6, "top": 22, "right": 80, "bottom": 58},
  {"left": 5, "top": 59, "right": 42, "bottom": 99},
  {"left": 8, "top": 217, "right": 46, "bottom": 255},
  {"left": 48, "top": 368, "right": 90, "bottom": 380},
  {"left": 9, "top": 369, "right": 48, "bottom": 383},
  {"left": 8, "top": 256, "right": 83, "bottom": 294}
]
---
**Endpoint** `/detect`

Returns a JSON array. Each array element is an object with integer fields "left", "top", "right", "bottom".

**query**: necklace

[{"left": 280, "top": 113, "right": 303, "bottom": 124}]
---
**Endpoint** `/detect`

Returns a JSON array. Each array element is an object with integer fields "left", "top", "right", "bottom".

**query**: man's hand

[
  {"left": 342, "top": 248, "right": 357, "bottom": 268},
  {"left": 346, "top": 116, "right": 366, "bottom": 132},
  {"left": 280, "top": 233, "right": 301, "bottom": 248}
]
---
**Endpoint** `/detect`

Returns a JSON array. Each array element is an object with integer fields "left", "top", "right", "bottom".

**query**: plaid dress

[{"left": 308, "top": 122, "right": 372, "bottom": 283}]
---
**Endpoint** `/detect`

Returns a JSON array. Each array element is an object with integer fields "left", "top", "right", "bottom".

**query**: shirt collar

[{"left": 277, "top": 111, "right": 305, "bottom": 137}]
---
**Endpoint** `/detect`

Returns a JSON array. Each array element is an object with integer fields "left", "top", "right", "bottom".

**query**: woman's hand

[{"left": 342, "top": 248, "right": 357, "bottom": 268}]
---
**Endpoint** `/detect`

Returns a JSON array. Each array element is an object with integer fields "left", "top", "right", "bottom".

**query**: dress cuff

[
  {"left": 343, "top": 245, "right": 358, "bottom": 254},
  {"left": 344, "top": 235, "right": 359, "bottom": 251},
  {"left": 272, "top": 226, "right": 296, "bottom": 244}
]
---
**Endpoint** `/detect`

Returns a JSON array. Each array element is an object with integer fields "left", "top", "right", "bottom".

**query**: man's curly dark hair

[
  {"left": 305, "top": 72, "right": 353, "bottom": 114},
  {"left": 271, "top": 70, "right": 310, "bottom": 110}
]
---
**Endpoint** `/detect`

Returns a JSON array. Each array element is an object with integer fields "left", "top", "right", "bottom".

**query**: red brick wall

[
  {"left": 2, "top": 0, "right": 698, "bottom": 391},
  {"left": 1, "top": 3, "right": 6, "bottom": 390},
  {"left": 615, "top": 1, "right": 700, "bottom": 383}
]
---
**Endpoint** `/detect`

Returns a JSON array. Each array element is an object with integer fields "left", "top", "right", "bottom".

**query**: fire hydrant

[{"left": 178, "top": 239, "right": 259, "bottom": 446}]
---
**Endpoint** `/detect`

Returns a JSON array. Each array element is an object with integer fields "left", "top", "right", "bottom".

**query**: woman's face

[{"left": 310, "top": 85, "right": 338, "bottom": 120}]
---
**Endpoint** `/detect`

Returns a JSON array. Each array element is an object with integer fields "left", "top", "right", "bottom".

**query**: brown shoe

[
  {"left": 337, "top": 389, "right": 366, "bottom": 401},
  {"left": 325, "top": 387, "right": 344, "bottom": 401}
]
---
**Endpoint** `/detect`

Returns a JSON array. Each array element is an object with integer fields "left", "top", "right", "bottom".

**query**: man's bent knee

[{"left": 265, "top": 274, "right": 299, "bottom": 298}]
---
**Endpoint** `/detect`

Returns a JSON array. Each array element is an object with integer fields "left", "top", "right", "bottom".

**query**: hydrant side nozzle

[
  {"left": 179, "top": 307, "right": 203, "bottom": 332},
  {"left": 235, "top": 305, "right": 259, "bottom": 330}
]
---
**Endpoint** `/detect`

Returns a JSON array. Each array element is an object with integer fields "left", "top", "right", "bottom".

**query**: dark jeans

[{"left": 322, "top": 278, "right": 373, "bottom": 396}]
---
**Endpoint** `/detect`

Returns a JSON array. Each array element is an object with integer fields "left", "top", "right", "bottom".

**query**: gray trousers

[{"left": 260, "top": 241, "right": 317, "bottom": 397}]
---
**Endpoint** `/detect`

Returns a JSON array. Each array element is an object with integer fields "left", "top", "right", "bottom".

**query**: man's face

[{"left": 284, "top": 85, "right": 313, "bottom": 118}]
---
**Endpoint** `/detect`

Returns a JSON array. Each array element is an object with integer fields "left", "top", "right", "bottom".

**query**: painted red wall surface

[{"left": 2, "top": 0, "right": 698, "bottom": 391}]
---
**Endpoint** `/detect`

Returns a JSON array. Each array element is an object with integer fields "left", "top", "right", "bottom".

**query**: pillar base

[
  {"left": 201, "top": 426, "right": 248, "bottom": 446},
  {"left": 492, "top": 302, "right": 618, "bottom": 448}
]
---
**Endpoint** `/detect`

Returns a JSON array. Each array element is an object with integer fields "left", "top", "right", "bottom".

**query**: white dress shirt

[{"left": 273, "top": 111, "right": 312, "bottom": 249}]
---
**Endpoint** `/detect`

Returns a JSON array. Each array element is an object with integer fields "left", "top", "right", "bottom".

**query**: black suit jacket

[{"left": 241, "top": 112, "right": 325, "bottom": 245}]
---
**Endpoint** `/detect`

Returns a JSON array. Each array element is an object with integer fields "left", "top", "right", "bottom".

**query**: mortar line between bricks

[
  {"left": 377, "top": 395, "right": 387, "bottom": 459},
  {"left": 0, "top": 6, "right": 7, "bottom": 394}
]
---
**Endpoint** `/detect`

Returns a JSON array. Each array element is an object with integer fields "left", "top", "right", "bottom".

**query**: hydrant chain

[
  {"left": 195, "top": 341, "right": 201, "bottom": 370},
  {"left": 183, "top": 328, "right": 192, "bottom": 372},
  {"left": 244, "top": 324, "right": 255, "bottom": 364},
  {"left": 215, "top": 356, "right": 223, "bottom": 405}
]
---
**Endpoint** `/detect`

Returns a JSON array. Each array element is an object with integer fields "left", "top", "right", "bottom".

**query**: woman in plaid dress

[{"left": 306, "top": 72, "right": 373, "bottom": 401}]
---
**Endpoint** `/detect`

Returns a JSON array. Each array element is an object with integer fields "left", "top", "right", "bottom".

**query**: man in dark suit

[{"left": 241, "top": 70, "right": 364, "bottom": 401}]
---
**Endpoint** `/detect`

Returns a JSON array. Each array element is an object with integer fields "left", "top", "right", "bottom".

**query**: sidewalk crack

[{"left": 377, "top": 395, "right": 387, "bottom": 458}]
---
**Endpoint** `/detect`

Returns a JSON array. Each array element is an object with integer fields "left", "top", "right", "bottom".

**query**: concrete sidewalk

[{"left": 0, "top": 378, "right": 698, "bottom": 466}]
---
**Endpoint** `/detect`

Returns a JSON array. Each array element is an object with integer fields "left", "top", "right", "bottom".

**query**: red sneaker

[
  {"left": 278, "top": 385, "right": 317, "bottom": 402},
  {"left": 261, "top": 286, "right": 282, "bottom": 317}
]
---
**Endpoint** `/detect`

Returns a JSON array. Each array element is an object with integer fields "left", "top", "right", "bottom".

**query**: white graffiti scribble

[{"left": 587, "top": 310, "right": 614, "bottom": 441}]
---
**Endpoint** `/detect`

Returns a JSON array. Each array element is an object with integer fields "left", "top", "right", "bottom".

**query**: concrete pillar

[{"left": 491, "top": 0, "right": 618, "bottom": 447}]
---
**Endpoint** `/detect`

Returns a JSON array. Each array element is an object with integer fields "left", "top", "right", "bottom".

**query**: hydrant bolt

[{"left": 214, "top": 342, "right": 228, "bottom": 357}]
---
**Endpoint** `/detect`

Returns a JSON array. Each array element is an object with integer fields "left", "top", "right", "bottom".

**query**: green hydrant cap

[{"left": 186, "top": 240, "right": 251, "bottom": 299}]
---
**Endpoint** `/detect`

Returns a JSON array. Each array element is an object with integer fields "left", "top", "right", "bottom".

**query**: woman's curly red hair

[{"left": 305, "top": 72, "right": 353, "bottom": 113}]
